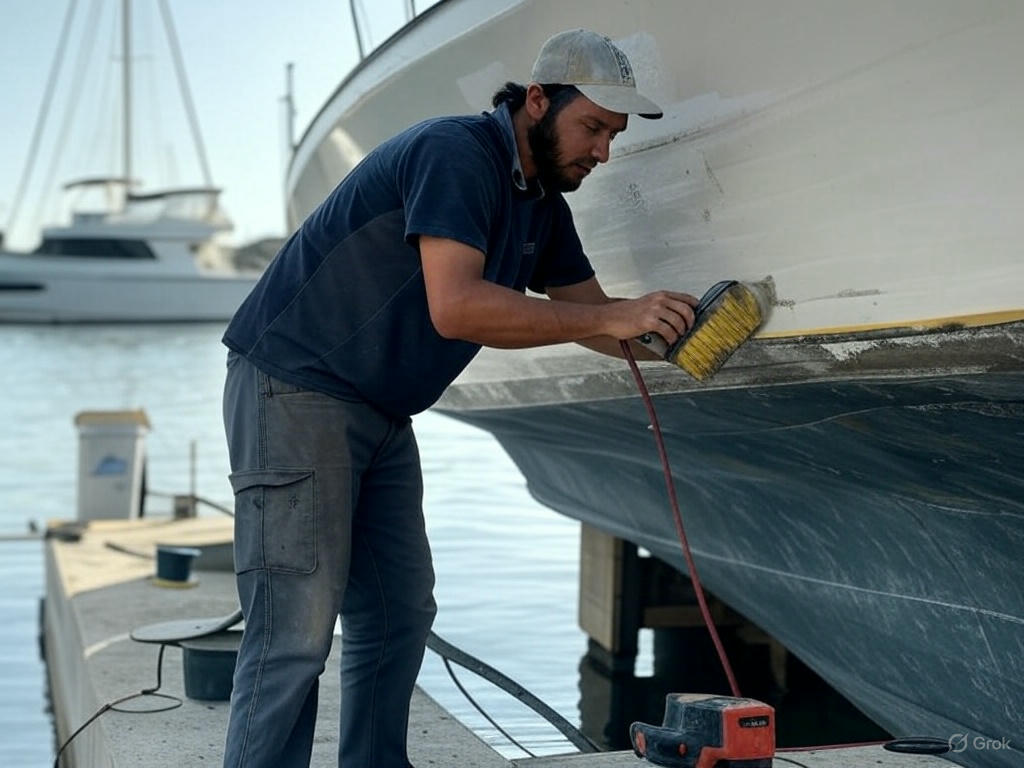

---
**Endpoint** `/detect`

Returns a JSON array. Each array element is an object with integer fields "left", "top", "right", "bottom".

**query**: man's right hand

[{"left": 599, "top": 291, "right": 699, "bottom": 344}]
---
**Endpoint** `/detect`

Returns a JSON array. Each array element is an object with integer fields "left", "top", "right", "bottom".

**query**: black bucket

[
  {"left": 181, "top": 630, "right": 242, "bottom": 701},
  {"left": 155, "top": 545, "right": 202, "bottom": 582}
]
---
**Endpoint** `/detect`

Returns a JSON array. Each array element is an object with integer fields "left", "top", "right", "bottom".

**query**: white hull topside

[
  {"left": 0, "top": 252, "right": 257, "bottom": 323},
  {"left": 287, "top": 0, "right": 1024, "bottom": 392}
]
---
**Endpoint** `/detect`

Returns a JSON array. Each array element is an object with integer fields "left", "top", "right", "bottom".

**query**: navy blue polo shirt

[{"left": 223, "top": 104, "right": 594, "bottom": 417}]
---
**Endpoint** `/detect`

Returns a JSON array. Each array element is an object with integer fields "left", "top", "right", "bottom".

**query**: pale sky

[{"left": 1, "top": 0, "right": 437, "bottom": 250}]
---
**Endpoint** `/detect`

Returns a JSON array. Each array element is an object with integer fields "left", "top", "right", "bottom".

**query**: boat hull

[
  {"left": 286, "top": 0, "right": 1024, "bottom": 761},
  {"left": 438, "top": 354, "right": 1024, "bottom": 766}
]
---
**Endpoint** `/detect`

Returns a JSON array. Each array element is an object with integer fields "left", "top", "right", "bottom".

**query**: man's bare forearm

[
  {"left": 431, "top": 279, "right": 612, "bottom": 347},
  {"left": 420, "top": 236, "right": 698, "bottom": 349}
]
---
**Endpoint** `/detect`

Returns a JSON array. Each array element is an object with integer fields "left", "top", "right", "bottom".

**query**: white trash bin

[{"left": 74, "top": 409, "right": 150, "bottom": 521}]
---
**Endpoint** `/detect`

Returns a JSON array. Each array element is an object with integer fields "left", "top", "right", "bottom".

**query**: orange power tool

[{"left": 630, "top": 694, "right": 775, "bottom": 768}]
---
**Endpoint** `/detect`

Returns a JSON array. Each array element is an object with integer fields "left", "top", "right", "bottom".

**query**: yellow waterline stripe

[{"left": 757, "top": 309, "right": 1024, "bottom": 340}]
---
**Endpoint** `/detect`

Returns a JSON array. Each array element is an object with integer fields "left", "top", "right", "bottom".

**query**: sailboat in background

[{"left": 0, "top": 0, "right": 262, "bottom": 323}]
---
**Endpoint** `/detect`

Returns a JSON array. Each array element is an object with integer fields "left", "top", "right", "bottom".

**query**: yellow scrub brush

[{"left": 638, "top": 278, "right": 774, "bottom": 381}]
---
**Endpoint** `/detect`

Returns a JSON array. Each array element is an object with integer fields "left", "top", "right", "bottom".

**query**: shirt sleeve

[
  {"left": 397, "top": 121, "right": 499, "bottom": 254},
  {"left": 527, "top": 194, "right": 595, "bottom": 293}
]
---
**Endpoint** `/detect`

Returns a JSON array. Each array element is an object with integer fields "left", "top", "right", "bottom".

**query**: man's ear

[{"left": 524, "top": 83, "right": 549, "bottom": 122}]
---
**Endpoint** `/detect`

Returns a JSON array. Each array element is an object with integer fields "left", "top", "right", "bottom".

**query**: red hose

[{"left": 620, "top": 341, "right": 742, "bottom": 698}]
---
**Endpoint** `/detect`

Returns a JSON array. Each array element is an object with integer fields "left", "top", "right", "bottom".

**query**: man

[{"left": 220, "top": 28, "right": 696, "bottom": 768}]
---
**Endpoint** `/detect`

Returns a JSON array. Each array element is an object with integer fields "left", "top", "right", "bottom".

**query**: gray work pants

[{"left": 221, "top": 352, "right": 436, "bottom": 767}]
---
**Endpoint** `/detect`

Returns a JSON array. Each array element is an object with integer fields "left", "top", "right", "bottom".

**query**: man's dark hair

[{"left": 491, "top": 82, "right": 581, "bottom": 117}]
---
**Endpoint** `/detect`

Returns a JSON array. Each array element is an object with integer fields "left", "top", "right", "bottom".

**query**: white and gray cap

[{"left": 531, "top": 28, "right": 662, "bottom": 119}]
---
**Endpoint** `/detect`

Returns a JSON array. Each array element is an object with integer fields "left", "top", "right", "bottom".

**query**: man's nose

[{"left": 592, "top": 136, "right": 611, "bottom": 164}]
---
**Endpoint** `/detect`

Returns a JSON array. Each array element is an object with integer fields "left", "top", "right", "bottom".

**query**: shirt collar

[{"left": 492, "top": 102, "right": 543, "bottom": 196}]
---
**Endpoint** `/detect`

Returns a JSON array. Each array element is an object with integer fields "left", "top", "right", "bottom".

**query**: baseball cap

[{"left": 531, "top": 28, "right": 663, "bottom": 119}]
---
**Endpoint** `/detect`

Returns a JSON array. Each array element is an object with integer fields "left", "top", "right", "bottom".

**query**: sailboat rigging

[{"left": 0, "top": 0, "right": 262, "bottom": 323}]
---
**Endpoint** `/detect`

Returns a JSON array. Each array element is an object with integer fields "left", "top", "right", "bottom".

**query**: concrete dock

[
  {"left": 44, "top": 517, "right": 952, "bottom": 767},
  {"left": 508, "top": 748, "right": 951, "bottom": 767}
]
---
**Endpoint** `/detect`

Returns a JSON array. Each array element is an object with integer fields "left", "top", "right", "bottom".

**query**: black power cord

[
  {"left": 425, "top": 630, "right": 599, "bottom": 755},
  {"left": 439, "top": 656, "right": 536, "bottom": 757},
  {"left": 53, "top": 644, "right": 182, "bottom": 768},
  {"left": 775, "top": 757, "right": 811, "bottom": 768},
  {"left": 884, "top": 737, "right": 951, "bottom": 755}
]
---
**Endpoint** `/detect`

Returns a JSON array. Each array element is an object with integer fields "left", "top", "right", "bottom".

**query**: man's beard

[{"left": 527, "top": 110, "right": 584, "bottom": 193}]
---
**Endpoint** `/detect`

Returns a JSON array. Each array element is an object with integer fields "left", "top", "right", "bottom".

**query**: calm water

[{"left": 0, "top": 323, "right": 605, "bottom": 764}]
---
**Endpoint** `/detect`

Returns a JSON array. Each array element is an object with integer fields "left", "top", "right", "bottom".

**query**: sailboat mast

[{"left": 122, "top": 0, "right": 132, "bottom": 187}]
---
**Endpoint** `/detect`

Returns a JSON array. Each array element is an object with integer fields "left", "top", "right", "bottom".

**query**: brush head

[{"left": 666, "top": 280, "right": 771, "bottom": 380}]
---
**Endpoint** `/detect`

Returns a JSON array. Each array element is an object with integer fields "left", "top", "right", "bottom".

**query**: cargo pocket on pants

[{"left": 229, "top": 468, "right": 317, "bottom": 574}]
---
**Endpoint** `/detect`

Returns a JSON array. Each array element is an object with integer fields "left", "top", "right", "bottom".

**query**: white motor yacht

[{"left": 0, "top": 180, "right": 258, "bottom": 323}]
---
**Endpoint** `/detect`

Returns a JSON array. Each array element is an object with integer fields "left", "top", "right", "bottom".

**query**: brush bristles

[{"left": 671, "top": 285, "right": 763, "bottom": 380}]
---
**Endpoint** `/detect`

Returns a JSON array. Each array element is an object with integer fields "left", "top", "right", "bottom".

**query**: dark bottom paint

[{"left": 441, "top": 371, "right": 1024, "bottom": 768}]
